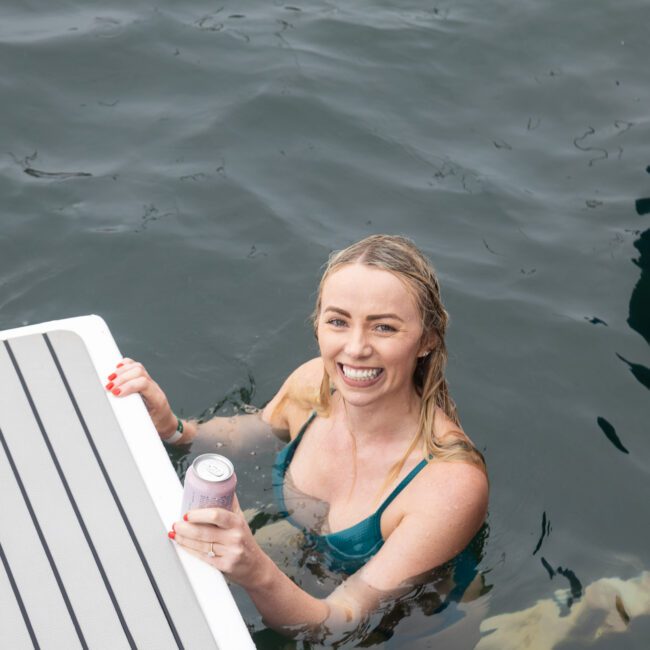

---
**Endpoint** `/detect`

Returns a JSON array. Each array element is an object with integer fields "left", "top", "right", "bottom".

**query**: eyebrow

[{"left": 323, "top": 307, "right": 405, "bottom": 322}]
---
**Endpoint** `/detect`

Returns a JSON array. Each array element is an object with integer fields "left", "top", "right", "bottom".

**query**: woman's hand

[
  {"left": 169, "top": 496, "right": 270, "bottom": 589},
  {"left": 105, "top": 358, "right": 178, "bottom": 439}
]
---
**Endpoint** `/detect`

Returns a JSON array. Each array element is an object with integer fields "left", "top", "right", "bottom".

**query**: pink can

[{"left": 181, "top": 453, "right": 237, "bottom": 514}]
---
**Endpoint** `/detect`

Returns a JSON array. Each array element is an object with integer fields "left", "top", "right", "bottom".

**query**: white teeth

[{"left": 342, "top": 365, "right": 381, "bottom": 380}]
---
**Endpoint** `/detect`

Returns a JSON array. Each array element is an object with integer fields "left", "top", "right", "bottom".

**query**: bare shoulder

[
  {"left": 417, "top": 459, "right": 488, "bottom": 511},
  {"left": 362, "top": 460, "right": 488, "bottom": 589},
  {"left": 288, "top": 356, "right": 325, "bottom": 386},
  {"left": 261, "top": 357, "right": 324, "bottom": 434},
  {"left": 397, "top": 458, "right": 488, "bottom": 539}
]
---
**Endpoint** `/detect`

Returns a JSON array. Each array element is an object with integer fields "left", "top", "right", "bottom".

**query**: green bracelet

[{"left": 163, "top": 416, "right": 184, "bottom": 444}]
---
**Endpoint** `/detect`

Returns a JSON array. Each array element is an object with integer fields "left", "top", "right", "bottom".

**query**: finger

[
  {"left": 114, "top": 358, "right": 136, "bottom": 369},
  {"left": 109, "top": 364, "right": 148, "bottom": 387},
  {"left": 171, "top": 531, "right": 227, "bottom": 557},
  {"left": 109, "top": 376, "right": 154, "bottom": 398},
  {"left": 181, "top": 545, "right": 231, "bottom": 573},
  {"left": 106, "top": 358, "right": 136, "bottom": 379},
  {"left": 106, "top": 362, "right": 146, "bottom": 383},
  {"left": 106, "top": 361, "right": 140, "bottom": 389},
  {"left": 173, "top": 521, "right": 229, "bottom": 543},
  {"left": 105, "top": 373, "right": 150, "bottom": 397},
  {"left": 105, "top": 362, "right": 154, "bottom": 396},
  {"left": 184, "top": 507, "right": 237, "bottom": 528}
]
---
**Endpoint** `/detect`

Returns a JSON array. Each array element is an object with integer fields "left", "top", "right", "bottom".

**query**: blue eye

[
  {"left": 327, "top": 318, "right": 347, "bottom": 327},
  {"left": 375, "top": 324, "right": 397, "bottom": 333}
]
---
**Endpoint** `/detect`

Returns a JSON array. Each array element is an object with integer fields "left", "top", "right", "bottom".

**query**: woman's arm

[
  {"left": 106, "top": 356, "right": 324, "bottom": 446},
  {"left": 105, "top": 358, "right": 292, "bottom": 448}
]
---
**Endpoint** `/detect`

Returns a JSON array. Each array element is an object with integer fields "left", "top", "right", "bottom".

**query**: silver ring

[{"left": 207, "top": 542, "right": 216, "bottom": 558}]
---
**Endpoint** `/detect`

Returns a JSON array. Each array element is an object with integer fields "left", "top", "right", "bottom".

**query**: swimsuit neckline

[{"left": 278, "top": 411, "right": 428, "bottom": 539}]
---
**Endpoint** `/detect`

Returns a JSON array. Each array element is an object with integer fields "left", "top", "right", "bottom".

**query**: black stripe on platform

[
  {"left": 4, "top": 340, "right": 137, "bottom": 650},
  {"left": 0, "top": 427, "right": 85, "bottom": 650},
  {"left": 44, "top": 333, "right": 185, "bottom": 650},
  {"left": 0, "top": 539, "right": 41, "bottom": 650}
]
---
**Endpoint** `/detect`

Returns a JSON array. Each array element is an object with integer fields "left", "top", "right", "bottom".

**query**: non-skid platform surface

[{"left": 0, "top": 328, "right": 228, "bottom": 649}]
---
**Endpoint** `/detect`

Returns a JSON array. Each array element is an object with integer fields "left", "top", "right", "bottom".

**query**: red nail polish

[
  {"left": 108, "top": 373, "right": 117, "bottom": 381},
  {"left": 117, "top": 363, "right": 124, "bottom": 368},
  {"left": 168, "top": 530, "right": 176, "bottom": 540},
  {"left": 112, "top": 388, "right": 121, "bottom": 396},
  {"left": 183, "top": 513, "right": 188, "bottom": 522},
  {"left": 105, "top": 382, "right": 114, "bottom": 390}
]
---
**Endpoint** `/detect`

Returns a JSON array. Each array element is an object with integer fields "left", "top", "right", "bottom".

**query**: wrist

[
  {"left": 161, "top": 414, "right": 184, "bottom": 444},
  {"left": 243, "top": 552, "right": 278, "bottom": 595}
]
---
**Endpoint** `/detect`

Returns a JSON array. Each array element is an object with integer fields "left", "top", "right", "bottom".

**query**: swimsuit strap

[
  {"left": 272, "top": 411, "right": 318, "bottom": 517},
  {"left": 295, "top": 410, "right": 317, "bottom": 442},
  {"left": 374, "top": 458, "right": 429, "bottom": 518},
  {"left": 278, "top": 410, "right": 317, "bottom": 469}
]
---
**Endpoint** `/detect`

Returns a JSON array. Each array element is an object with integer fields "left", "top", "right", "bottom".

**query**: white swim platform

[{"left": 0, "top": 316, "right": 254, "bottom": 650}]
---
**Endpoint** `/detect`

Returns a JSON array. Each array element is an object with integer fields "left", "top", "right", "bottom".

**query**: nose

[{"left": 344, "top": 326, "right": 372, "bottom": 358}]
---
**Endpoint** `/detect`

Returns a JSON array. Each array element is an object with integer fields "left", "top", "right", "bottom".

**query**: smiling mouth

[{"left": 338, "top": 363, "right": 384, "bottom": 383}]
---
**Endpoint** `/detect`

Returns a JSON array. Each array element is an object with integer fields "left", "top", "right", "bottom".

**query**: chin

[{"left": 332, "top": 382, "right": 384, "bottom": 408}]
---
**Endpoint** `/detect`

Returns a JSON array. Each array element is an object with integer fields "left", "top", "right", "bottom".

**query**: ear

[{"left": 417, "top": 333, "right": 438, "bottom": 358}]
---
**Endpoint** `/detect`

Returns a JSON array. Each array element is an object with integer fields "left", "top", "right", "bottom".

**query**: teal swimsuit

[{"left": 272, "top": 412, "right": 429, "bottom": 573}]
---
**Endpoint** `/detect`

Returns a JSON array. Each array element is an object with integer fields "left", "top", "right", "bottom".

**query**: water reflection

[
  {"left": 615, "top": 352, "right": 650, "bottom": 391},
  {"left": 9, "top": 151, "right": 93, "bottom": 179},
  {"left": 596, "top": 416, "right": 629, "bottom": 454},
  {"left": 627, "top": 223, "right": 649, "bottom": 346},
  {"left": 621, "top": 168, "right": 650, "bottom": 389},
  {"left": 477, "top": 571, "right": 650, "bottom": 650},
  {"left": 532, "top": 511, "right": 552, "bottom": 556},
  {"left": 555, "top": 567, "right": 583, "bottom": 614},
  {"left": 596, "top": 171, "right": 649, "bottom": 465},
  {"left": 538, "top": 556, "right": 583, "bottom": 615}
]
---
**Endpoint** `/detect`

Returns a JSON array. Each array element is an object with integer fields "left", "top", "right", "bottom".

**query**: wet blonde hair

[{"left": 312, "top": 234, "right": 486, "bottom": 482}]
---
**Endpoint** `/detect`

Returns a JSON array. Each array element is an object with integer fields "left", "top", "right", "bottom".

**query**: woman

[{"left": 105, "top": 234, "right": 488, "bottom": 641}]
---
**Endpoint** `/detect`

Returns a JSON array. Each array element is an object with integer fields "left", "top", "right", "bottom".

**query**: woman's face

[{"left": 317, "top": 263, "right": 429, "bottom": 410}]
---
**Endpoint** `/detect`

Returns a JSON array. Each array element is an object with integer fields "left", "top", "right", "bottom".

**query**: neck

[{"left": 335, "top": 389, "right": 422, "bottom": 447}]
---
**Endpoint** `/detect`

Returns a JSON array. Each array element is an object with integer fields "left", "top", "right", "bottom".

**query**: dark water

[{"left": 1, "top": 0, "right": 649, "bottom": 647}]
